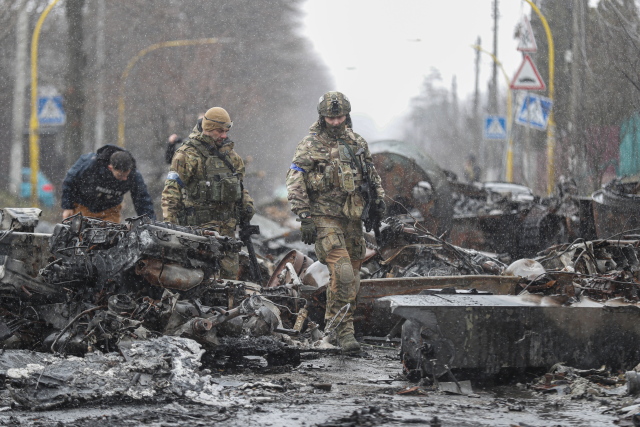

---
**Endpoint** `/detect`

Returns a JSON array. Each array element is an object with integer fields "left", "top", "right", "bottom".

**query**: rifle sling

[
  {"left": 339, "top": 139, "right": 376, "bottom": 201},
  {"left": 208, "top": 144, "right": 238, "bottom": 175},
  {"left": 338, "top": 139, "right": 363, "bottom": 174},
  {"left": 207, "top": 143, "right": 246, "bottom": 195}
]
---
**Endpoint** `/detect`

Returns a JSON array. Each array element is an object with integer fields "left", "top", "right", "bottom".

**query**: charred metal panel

[
  {"left": 0, "top": 231, "right": 57, "bottom": 301},
  {"left": 359, "top": 275, "right": 520, "bottom": 336},
  {"left": 382, "top": 294, "right": 640, "bottom": 378},
  {"left": 303, "top": 275, "right": 520, "bottom": 337},
  {"left": 0, "top": 208, "right": 42, "bottom": 232}
]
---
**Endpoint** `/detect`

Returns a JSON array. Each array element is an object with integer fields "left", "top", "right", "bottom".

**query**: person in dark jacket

[
  {"left": 165, "top": 133, "right": 183, "bottom": 165},
  {"left": 61, "top": 145, "right": 155, "bottom": 222}
]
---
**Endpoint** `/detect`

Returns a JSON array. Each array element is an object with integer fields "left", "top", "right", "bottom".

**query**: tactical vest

[
  {"left": 305, "top": 135, "right": 366, "bottom": 219},
  {"left": 306, "top": 137, "right": 363, "bottom": 193},
  {"left": 181, "top": 139, "right": 242, "bottom": 226}
]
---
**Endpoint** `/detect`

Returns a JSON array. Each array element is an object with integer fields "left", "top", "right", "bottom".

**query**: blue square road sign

[
  {"left": 37, "top": 96, "right": 66, "bottom": 126},
  {"left": 484, "top": 115, "right": 507, "bottom": 140}
]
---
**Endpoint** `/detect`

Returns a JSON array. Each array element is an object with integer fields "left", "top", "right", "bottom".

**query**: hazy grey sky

[{"left": 302, "top": 0, "right": 532, "bottom": 139}]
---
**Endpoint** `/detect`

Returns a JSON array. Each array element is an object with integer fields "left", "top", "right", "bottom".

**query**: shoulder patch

[
  {"left": 166, "top": 171, "right": 185, "bottom": 188},
  {"left": 290, "top": 163, "right": 306, "bottom": 173}
]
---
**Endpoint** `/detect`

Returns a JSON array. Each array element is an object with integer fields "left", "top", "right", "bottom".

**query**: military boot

[{"left": 338, "top": 332, "right": 361, "bottom": 353}]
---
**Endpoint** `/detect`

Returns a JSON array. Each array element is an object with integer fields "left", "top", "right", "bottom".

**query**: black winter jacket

[{"left": 61, "top": 145, "right": 155, "bottom": 219}]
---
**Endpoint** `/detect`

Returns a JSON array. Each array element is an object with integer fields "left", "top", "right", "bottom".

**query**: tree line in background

[
  {"left": 0, "top": 0, "right": 331, "bottom": 212},
  {"left": 404, "top": 0, "right": 640, "bottom": 195}
]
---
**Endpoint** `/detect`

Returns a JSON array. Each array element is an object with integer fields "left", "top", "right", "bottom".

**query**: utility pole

[
  {"left": 474, "top": 36, "right": 483, "bottom": 166},
  {"left": 568, "top": 0, "right": 582, "bottom": 186},
  {"left": 487, "top": 0, "right": 499, "bottom": 179},
  {"left": 10, "top": 0, "right": 28, "bottom": 195},
  {"left": 473, "top": 37, "right": 481, "bottom": 120},
  {"left": 451, "top": 75, "right": 460, "bottom": 145},
  {"left": 490, "top": 0, "right": 499, "bottom": 113},
  {"left": 64, "top": 0, "right": 86, "bottom": 169},
  {"left": 94, "top": 0, "right": 105, "bottom": 150}
]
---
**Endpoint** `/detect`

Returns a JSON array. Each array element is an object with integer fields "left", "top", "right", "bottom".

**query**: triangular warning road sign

[
  {"left": 510, "top": 55, "right": 546, "bottom": 91},
  {"left": 517, "top": 16, "right": 537, "bottom": 52}
]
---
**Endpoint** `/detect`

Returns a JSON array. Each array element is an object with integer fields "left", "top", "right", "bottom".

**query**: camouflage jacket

[
  {"left": 286, "top": 122, "right": 384, "bottom": 219},
  {"left": 161, "top": 131, "right": 253, "bottom": 228}
]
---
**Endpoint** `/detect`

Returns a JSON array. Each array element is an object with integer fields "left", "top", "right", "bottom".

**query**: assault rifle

[
  {"left": 238, "top": 217, "right": 263, "bottom": 285},
  {"left": 209, "top": 143, "right": 264, "bottom": 285},
  {"left": 355, "top": 147, "right": 381, "bottom": 241}
]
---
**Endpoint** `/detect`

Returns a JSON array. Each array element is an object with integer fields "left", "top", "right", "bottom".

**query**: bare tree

[
  {"left": 64, "top": 0, "right": 86, "bottom": 169},
  {"left": 0, "top": 0, "right": 331, "bottom": 211}
]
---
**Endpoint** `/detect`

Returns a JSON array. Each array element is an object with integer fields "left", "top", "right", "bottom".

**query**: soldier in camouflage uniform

[
  {"left": 161, "top": 107, "right": 254, "bottom": 280},
  {"left": 286, "top": 92, "right": 386, "bottom": 353}
]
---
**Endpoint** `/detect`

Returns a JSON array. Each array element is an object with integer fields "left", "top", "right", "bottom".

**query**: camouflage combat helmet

[{"left": 317, "top": 91, "right": 351, "bottom": 117}]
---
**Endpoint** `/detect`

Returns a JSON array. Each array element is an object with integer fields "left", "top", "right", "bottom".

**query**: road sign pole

[
  {"left": 29, "top": 0, "right": 61, "bottom": 207},
  {"left": 525, "top": 0, "right": 555, "bottom": 195},
  {"left": 505, "top": 82, "right": 514, "bottom": 182},
  {"left": 472, "top": 45, "right": 514, "bottom": 182}
]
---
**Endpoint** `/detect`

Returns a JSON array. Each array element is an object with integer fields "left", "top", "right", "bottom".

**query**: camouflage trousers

[{"left": 314, "top": 216, "right": 366, "bottom": 337}]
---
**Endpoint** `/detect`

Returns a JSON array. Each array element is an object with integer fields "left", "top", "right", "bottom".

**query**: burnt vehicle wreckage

[
  {"left": 4, "top": 155, "right": 640, "bottom": 423},
  {"left": 0, "top": 209, "right": 317, "bottom": 361},
  {"left": 368, "top": 139, "right": 587, "bottom": 260}
]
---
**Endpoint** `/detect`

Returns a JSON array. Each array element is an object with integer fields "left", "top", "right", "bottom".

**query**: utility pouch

[
  {"left": 211, "top": 174, "right": 241, "bottom": 202},
  {"left": 324, "top": 164, "right": 335, "bottom": 189},
  {"left": 306, "top": 171, "right": 326, "bottom": 192},
  {"left": 187, "top": 181, "right": 207, "bottom": 201},
  {"left": 339, "top": 165, "right": 356, "bottom": 193},
  {"left": 338, "top": 145, "right": 352, "bottom": 162},
  {"left": 342, "top": 193, "right": 365, "bottom": 219}
]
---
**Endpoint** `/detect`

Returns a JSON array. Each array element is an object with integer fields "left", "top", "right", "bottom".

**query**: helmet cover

[{"left": 317, "top": 91, "right": 351, "bottom": 117}]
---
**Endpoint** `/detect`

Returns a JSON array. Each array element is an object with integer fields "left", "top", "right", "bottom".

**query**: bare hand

[{"left": 62, "top": 209, "right": 74, "bottom": 220}]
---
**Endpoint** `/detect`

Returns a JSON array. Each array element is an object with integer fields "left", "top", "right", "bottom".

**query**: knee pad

[{"left": 335, "top": 256, "right": 354, "bottom": 286}]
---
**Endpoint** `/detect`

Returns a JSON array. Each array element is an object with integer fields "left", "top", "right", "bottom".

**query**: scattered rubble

[{"left": 3, "top": 201, "right": 640, "bottom": 425}]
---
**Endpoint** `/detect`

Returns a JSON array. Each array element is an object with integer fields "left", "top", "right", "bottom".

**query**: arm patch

[
  {"left": 166, "top": 171, "right": 185, "bottom": 188},
  {"left": 290, "top": 163, "right": 306, "bottom": 173}
]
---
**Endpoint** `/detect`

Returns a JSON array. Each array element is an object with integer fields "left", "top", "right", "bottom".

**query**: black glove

[
  {"left": 296, "top": 212, "right": 316, "bottom": 245},
  {"left": 374, "top": 198, "right": 386, "bottom": 217},
  {"left": 240, "top": 205, "right": 254, "bottom": 222}
]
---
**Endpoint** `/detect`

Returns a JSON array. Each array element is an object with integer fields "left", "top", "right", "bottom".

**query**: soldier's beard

[
  {"left": 201, "top": 133, "right": 224, "bottom": 147},
  {"left": 325, "top": 122, "right": 346, "bottom": 138}
]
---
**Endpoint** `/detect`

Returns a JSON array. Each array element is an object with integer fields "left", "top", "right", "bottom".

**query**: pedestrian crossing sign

[
  {"left": 515, "top": 93, "right": 552, "bottom": 131},
  {"left": 484, "top": 115, "right": 507, "bottom": 140},
  {"left": 37, "top": 96, "right": 66, "bottom": 126},
  {"left": 517, "top": 16, "right": 537, "bottom": 53}
]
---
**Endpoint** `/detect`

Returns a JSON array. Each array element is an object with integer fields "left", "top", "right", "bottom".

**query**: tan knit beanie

[{"left": 202, "top": 107, "right": 232, "bottom": 131}]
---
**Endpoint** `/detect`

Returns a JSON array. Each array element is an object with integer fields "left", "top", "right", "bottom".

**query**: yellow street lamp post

[
  {"left": 29, "top": 0, "right": 61, "bottom": 207},
  {"left": 117, "top": 38, "right": 221, "bottom": 147},
  {"left": 524, "top": 0, "right": 555, "bottom": 195},
  {"left": 471, "top": 45, "right": 515, "bottom": 182}
]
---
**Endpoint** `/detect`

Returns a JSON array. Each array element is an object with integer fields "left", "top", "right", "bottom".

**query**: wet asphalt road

[{"left": 0, "top": 346, "right": 627, "bottom": 426}]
